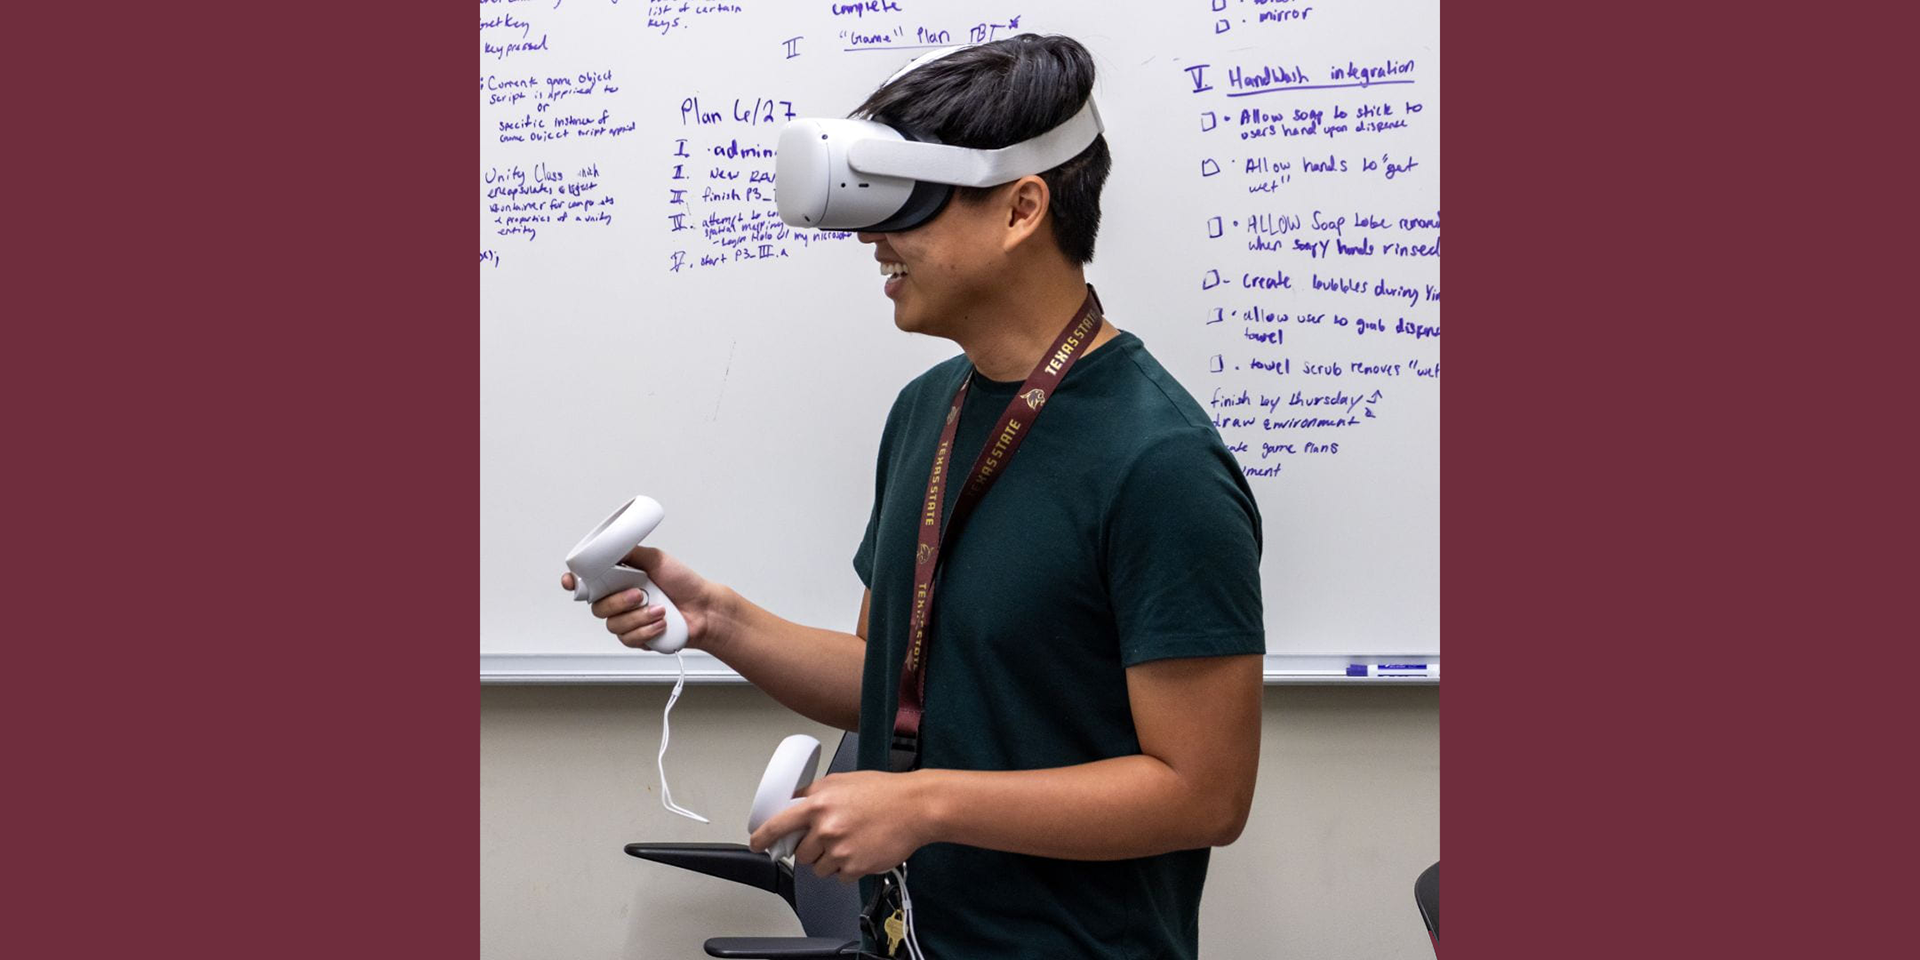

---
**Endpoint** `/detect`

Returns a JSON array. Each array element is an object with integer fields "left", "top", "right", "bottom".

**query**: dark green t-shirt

[{"left": 853, "top": 330, "right": 1266, "bottom": 959}]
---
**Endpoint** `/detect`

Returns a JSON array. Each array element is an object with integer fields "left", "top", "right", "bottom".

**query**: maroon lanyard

[{"left": 889, "top": 286, "right": 1106, "bottom": 772}]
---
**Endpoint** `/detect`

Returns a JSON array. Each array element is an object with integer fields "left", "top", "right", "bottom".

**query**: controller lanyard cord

[{"left": 658, "top": 651, "right": 709, "bottom": 823}]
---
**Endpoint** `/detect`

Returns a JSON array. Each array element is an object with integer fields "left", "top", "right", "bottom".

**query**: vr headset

[{"left": 775, "top": 45, "right": 1106, "bottom": 233}]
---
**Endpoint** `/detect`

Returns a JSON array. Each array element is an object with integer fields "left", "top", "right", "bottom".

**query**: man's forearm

[
  {"left": 906, "top": 755, "right": 1248, "bottom": 861},
  {"left": 702, "top": 586, "right": 865, "bottom": 731}
]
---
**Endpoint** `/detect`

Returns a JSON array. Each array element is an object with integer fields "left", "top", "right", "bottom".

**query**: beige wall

[{"left": 482, "top": 683, "right": 1438, "bottom": 959}]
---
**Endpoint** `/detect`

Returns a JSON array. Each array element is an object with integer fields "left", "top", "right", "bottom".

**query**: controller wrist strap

[
  {"left": 888, "top": 286, "right": 1106, "bottom": 774},
  {"left": 658, "top": 651, "right": 709, "bottom": 823}
]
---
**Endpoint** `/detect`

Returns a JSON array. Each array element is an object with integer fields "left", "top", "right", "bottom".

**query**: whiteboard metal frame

[{"left": 480, "top": 653, "right": 1437, "bottom": 685}]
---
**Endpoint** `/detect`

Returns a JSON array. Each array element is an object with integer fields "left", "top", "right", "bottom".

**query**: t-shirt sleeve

[
  {"left": 853, "top": 396, "right": 906, "bottom": 588},
  {"left": 853, "top": 489, "right": 882, "bottom": 589},
  {"left": 1104, "top": 427, "right": 1266, "bottom": 666}
]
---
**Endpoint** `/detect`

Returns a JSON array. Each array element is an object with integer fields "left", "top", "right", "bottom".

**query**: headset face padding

[{"left": 850, "top": 129, "right": 954, "bottom": 233}]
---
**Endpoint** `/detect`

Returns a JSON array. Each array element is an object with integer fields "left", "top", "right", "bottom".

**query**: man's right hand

[{"left": 559, "top": 546, "right": 731, "bottom": 653}]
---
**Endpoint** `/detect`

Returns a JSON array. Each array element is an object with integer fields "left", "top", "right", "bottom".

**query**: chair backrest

[
  {"left": 1414, "top": 860, "right": 1438, "bottom": 952},
  {"left": 789, "top": 732, "right": 865, "bottom": 939}
]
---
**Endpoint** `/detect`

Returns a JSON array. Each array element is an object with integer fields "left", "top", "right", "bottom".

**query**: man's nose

[{"left": 856, "top": 231, "right": 883, "bottom": 244}]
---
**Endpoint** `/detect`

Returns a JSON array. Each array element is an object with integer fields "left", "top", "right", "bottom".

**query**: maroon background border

[
  {"left": 11, "top": 3, "right": 475, "bottom": 956},
  {"left": 8, "top": 2, "right": 1900, "bottom": 957},
  {"left": 1444, "top": 3, "right": 1904, "bottom": 959}
]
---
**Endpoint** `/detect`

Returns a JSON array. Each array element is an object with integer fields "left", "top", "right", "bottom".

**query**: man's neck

[{"left": 956, "top": 268, "right": 1119, "bottom": 382}]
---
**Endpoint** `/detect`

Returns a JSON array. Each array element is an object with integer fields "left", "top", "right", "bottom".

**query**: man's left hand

[{"left": 748, "top": 769, "right": 935, "bottom": 883}]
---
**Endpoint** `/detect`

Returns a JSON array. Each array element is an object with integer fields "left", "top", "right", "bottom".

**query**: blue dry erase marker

[{"left": 1346, "top": 663, "right": 1436, "bottom": 677}]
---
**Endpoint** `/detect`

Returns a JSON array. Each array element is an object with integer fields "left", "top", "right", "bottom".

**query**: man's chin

[
  {"left": 887, "top": 294, "right": 953, "bottom": 338},
  {"left": 890, "top": 303, "right": 922, "bottom": 333}
]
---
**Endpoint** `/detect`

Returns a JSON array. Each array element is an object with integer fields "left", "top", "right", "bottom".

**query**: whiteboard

[{"left": 480, "top": 0, "right": 1439, "bottom": 683}]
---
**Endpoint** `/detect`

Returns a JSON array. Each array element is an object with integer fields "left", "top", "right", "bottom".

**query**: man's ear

[{"left": 1001, "top": 175, "right": 1052, "bottom": 253}]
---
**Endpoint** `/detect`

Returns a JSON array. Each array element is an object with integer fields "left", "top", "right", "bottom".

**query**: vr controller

[
  {"left": 565, "top": 495, "right": 690, "bottom": 654},
  {"left": 748, "top": 734, "right": 823, "bottom": 861}
]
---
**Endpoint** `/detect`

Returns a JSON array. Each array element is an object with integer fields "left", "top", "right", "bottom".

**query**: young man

[{"left": 564, "top": 35, "right": 1265, "bottom": 959}]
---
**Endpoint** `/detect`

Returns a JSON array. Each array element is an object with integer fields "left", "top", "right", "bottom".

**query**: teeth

[{"left": 880, "top": 262, "right": 909, "bottom": 278}]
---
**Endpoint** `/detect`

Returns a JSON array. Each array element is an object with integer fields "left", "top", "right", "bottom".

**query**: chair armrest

[
  {"left": 703, "top": 936, "right": 860, "bottom": 959},
  {"left": 625, "top": 842, "right": 797, "bottom": 913}
]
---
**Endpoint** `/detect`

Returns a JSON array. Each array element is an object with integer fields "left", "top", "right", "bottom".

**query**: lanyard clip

[
  {"left": 888, "top": 733, "right": 920, "bottom": 773},
  {"left": 859, "top": 869, "right": 907, "bottom": 957}
]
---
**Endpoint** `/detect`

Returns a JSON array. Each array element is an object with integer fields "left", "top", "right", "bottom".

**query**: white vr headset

[{"left": 775, "top": 45, "right": 1105, "bottom": 233}]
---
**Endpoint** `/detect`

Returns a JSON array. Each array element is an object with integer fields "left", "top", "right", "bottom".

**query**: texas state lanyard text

[{"left": 889, "top": 286, "right": 1106, "bottom": 772}]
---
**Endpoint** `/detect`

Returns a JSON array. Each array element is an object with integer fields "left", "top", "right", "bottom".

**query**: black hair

[{"left": 851, "top": 34, "right": 1112, "bottom": 264}]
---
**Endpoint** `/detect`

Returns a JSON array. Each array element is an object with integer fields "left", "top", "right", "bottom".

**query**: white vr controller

[
  {"left": 748, "top": 734, "right": 823, "bottom": 861},
  {"left": 565, "top": 495, "right": 690, "bottom": 654}
]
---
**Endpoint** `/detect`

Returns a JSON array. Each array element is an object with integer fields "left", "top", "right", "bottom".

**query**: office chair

[
  {"left": 627, "top": 732, "right": 867, "bottom": 959},
  {"left": 1414, "top": 860, "right": 1438, "bottom": 955}
]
